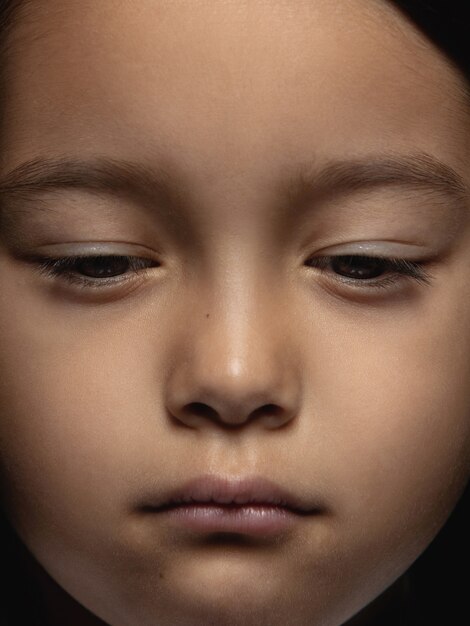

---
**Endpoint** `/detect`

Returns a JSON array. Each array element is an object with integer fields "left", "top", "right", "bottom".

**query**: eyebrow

[
  {"left": 283, "top": 151, "right": 469, "bottom": 210},
  {"left": 0, "top": 151, "right": 468, "bottom": 219},
  {"left": 0, "top": 156, "right": 187, "bottom": 222}
]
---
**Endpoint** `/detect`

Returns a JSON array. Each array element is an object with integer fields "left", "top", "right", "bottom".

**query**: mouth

[
  {"left": 141, "top": 473, "right": 319, "bottom": 513},
  {"left": 139, "top": 474, "right": 323, "bottom": 536}
]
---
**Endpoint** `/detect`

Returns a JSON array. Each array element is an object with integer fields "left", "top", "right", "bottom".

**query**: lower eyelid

[
  {"left": 304, "top": 254, "right": 435, "bottom": 290},
  {"left": 27, "top": 254, "right": 158, "bottom": 288}
]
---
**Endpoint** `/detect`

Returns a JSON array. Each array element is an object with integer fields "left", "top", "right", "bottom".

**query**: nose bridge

[
  {"left": 165, "top": 254, "right": 302, "bottom": 428},
  {"left": 197, "top": 236, "right": 278, "bottom": 337},
  {"left": 195, "top": 256, "right": 283, "bottom": 392}
]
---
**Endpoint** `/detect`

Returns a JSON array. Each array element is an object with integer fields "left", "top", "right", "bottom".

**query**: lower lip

[{"left": 159, "top": 504, "right": 301, "bottom": 536}]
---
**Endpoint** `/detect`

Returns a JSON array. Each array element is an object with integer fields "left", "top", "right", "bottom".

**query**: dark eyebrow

[
  {"left": 283, "top": 151, "right": 469, "bottom": 209},
  {"left": 0, "top": 155, "right": 187, "bottom": 222},
  {"left": 0, "top": 151, "right": 468, "bottom": 219}
]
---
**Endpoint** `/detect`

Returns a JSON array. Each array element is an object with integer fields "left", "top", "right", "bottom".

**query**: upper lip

[{"left": 141, "top": 473, "right": 320, "bottom": 515}]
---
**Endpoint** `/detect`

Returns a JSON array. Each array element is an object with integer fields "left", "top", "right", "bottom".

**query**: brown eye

[
  {"left": 29, "top": 254, "right": 160, "bottom": 290},
  {"left": 305, "top": 254, "right": 434, "bottom": 293},
  {"left": 71, "top": 255, "right": 133, "bottom": 278},
  {"left": 329, "top": 255, "right": 388, "bottom": 280}
]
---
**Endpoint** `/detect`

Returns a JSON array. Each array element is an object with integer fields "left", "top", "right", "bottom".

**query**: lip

[
  {"left": 158, "top": 503, "right": 304, "bottom": 536},
  {"left": 139, "top": 474, "right": 321, "bottom": 537},
  {"left": 140, "top": 473, "right": 319, "bottom": 515}
]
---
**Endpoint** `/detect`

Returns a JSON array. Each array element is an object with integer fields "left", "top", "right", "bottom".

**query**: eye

[
  {"left": 29, "top": 254, "right": 160, "bottom": 290},
  {"left": 305, "top": 254, "right": 434, "bottom": 293}
]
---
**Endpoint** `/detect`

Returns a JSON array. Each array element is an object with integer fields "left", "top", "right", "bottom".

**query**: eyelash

[
  {"left": 29, "top": 253, "right": 434, "bottom": 293},
  {"left": 31, "top": 254, "right": 158, "bottom": 290},
  {"left": 305, "top": 254, "right": 434, "bottom": 292}
]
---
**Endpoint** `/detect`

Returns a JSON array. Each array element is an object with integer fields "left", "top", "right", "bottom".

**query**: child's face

[{"left": 0, "top": 1, "right": 469, "bottom": 624}]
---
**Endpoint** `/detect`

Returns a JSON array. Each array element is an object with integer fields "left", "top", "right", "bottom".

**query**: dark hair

[
  {"left": 0, "top": 1, "right": 468, "bottom": 625},
  {"left": 389, "top": 1, "right": 470, "bottom": 80}
]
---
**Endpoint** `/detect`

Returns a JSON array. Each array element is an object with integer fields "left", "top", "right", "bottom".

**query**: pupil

[
  {"left": 78, "top": 256, "right": 129, "bottom": 278},
  {"left": 332, "top": 255, "right": 385, "bottom": 279}
]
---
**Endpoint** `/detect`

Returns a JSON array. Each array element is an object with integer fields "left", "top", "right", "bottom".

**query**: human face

[{"left": 0, "top": 1, "right": 469, "bottom": 625}]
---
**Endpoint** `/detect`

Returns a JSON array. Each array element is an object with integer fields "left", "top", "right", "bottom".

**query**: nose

[{"left": 164, "top": 283, "right": 302, "bottom": 431}]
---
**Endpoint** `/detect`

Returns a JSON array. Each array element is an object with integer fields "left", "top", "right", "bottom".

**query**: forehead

[{"left": 1, "top": 0, "right": 469, "bottom": 193}]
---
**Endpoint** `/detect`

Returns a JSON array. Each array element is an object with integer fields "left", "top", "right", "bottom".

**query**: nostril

[
  {"left": 171, "top": 400, "right": 293, "bottom": 431},
  {"left": 251, "top": 404, "right": 282, "bottom": 419},
  {"left": 249, "top": 404, "right": 290, "bottom": 429},
  {"left": 185, "top": 402, "right": 217, "bottom": 420}
]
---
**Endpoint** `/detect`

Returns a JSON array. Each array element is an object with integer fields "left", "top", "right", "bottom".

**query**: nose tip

[{"left": 165, "top": 348, "right": 301, "bottom": 431}]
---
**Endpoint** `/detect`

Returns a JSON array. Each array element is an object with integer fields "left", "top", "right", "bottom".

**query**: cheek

[
  {"left": 0, "top": 299, "right": 149, "bottom": 555},
  {"left": 281, "top": 293, "right": 469, "bottom": 616},
  {"left": 313, "top": 286, "right": 470, "bottom": 581}
]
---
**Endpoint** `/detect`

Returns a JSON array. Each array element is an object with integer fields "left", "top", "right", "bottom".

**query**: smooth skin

[{"left": 0, "top": 1, "right": 469, "bottom": 625}]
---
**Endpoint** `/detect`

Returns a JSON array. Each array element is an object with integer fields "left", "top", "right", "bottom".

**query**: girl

[{"left": 0, "top": 1, "right": 469, "bottom": 624}]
